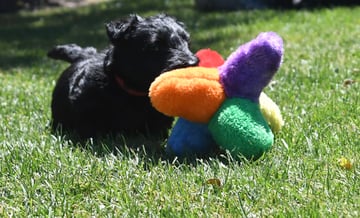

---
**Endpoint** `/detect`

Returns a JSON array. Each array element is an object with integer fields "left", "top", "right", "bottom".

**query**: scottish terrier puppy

[{"left": 48, "top": 14, "right": 198, "bottom": 138}]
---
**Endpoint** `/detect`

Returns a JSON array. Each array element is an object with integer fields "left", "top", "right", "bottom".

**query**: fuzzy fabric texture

[
  {"left": 149, "top": 67, "right": 225, "bottom": 123},
  {"left": 167, "top": 118, "right": 217, "bottom": 156},
  {"left": 196, "top": 49, "right": 225, "bottom": 68},
  {"left": 149, "top": 32, "right": 284, "bottom": 159},
  {"left": 166, "top": 93, "right": 284, "bottom": 159},
  {"left": 209, "top": 98, "right": 273, "bottom": 160},
  {"left": 259, "top": 92, "right": 284, "bottom": 133},
  {"left": 219, "top": 32, "right": 283, "bottom": 102}
]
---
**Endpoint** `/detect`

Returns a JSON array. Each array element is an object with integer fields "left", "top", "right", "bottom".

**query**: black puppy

[{"left": 48, "top": 14, "right": 198, "bottom": 138}]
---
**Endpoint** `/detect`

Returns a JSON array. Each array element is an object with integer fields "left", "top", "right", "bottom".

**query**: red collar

[{"left": 114, "top": 75, "right": 148, "bottom": 97}]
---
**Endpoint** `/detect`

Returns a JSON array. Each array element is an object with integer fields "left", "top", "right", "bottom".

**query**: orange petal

[{"left": 149, "top": 67, "right": 226, "bottom": 123}]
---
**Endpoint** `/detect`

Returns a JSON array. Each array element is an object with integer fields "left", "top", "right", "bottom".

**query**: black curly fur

[{"left": 48, "top": 14, "right": 198, "bottom": 138}]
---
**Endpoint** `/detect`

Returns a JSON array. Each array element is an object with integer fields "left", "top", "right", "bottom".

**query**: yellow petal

[{"left": 259, "top": 92, "right": 284, "bottom": 133}]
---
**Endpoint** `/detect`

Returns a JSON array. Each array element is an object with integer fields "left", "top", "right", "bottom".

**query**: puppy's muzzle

[
  {"left": 165, "top": 47, "right": 199, "bottom": 72},
  {"left": 187, "top": 55, "right": 200, "bottom": 66},
  {"left": 182, "top": 47, "right": 200, "bottom": 66}
]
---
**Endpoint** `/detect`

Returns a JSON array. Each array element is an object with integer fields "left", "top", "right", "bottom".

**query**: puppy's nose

[{"left": 188, "top": 56, "right": 199, "bottom": 66}]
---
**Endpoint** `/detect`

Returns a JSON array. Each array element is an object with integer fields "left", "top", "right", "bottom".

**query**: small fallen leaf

[
  {"left": 343, "top": 79, "right": 356, "bottom": 87},
  {"left": 338, "top": 157, "right": 352, "bottom": 170},
  {"left": 206, "top": 178, "right": 222, "bottom": 187}
]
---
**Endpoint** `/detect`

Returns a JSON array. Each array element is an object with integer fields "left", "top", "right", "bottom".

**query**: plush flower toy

[{"left": 149, "top": 32, "right": 284, "bottom": 160}]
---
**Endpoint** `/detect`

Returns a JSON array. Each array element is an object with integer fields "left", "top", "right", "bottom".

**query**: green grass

[{"left": 0, "top": 0, "right": 359, "bottom": 216}]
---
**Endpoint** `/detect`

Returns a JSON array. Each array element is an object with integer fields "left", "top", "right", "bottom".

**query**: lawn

[{"left": 0, "top": 0, "right": 359, "bottom": 216}]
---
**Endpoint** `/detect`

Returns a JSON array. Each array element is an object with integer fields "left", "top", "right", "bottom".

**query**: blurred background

[{"left": 1, "top": 0, "right": 359, "bottom": 13}]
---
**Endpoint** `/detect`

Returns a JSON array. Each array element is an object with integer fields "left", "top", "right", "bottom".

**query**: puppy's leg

[{"left": 47, "top": 44, "right": 97, "bottom": 63}]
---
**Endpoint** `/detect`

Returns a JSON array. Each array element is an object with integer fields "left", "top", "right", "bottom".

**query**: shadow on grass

[
  {"left": 50, "top": 123, "right": 232, "bottom": 167},
  {"left": 0, "top": 0, "right": 280, "bottom": 72},
  {"left": 50, "top": 125, "right": 169, "bottom": 163}
]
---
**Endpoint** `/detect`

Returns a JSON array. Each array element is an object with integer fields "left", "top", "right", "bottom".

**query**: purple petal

[{"left": 219, "top": 32, "right": 283, "bottom": 101}]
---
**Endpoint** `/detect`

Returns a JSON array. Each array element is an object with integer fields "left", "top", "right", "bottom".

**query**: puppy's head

[{"left": 105, "top": 14, "right": 199, "bottom": 92}]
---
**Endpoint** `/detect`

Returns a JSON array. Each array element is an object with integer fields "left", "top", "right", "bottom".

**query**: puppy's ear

[{"left": 106, "top": 14, "right": 142, "bottom": 44}]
